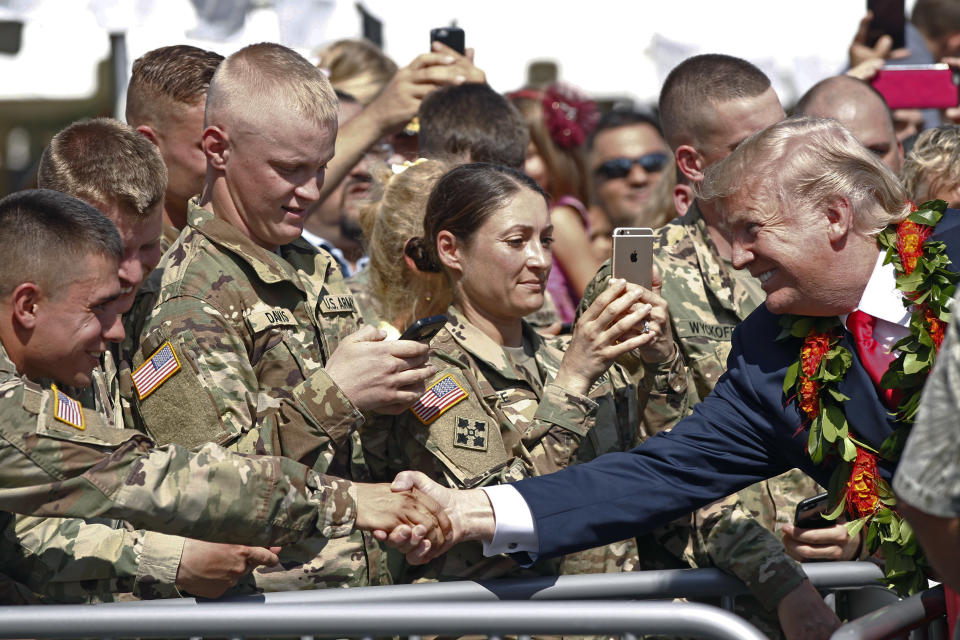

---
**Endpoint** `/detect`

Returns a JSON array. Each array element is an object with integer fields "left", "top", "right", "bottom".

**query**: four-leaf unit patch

[
  {"left": 411, "top": 374, "right": 467, "bottom": 424},
  {"left": 51, "top": 384, "right": 84, "bottom": 430},
  {"left": 454, "top": 416, "right": 487, "bottom": 451},
  {"left": 132, "top": 341, "right": 181, "bottom": 400}
]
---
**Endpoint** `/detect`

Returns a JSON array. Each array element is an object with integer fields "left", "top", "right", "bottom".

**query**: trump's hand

[
  {"left": 386, "top": 471, "right": 497, "bottom": 564},
  {"left": 355, "top": 482, "right": 451, "bottom": 556}
]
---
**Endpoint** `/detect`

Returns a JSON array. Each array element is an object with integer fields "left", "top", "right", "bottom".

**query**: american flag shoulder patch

[
  {"left": 132, "top": 341, "right": 181, "bottom": 400},
  {"left": 410, "top": 374, "right": 468, "bottom": 425},
  {"left": 51, "top": 384, "right": 84, "bottom": 430}
]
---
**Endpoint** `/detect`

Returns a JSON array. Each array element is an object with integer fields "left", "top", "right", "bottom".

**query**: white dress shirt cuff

[{"left": 480, "top": 484, "right": 539, "bottom": 555}]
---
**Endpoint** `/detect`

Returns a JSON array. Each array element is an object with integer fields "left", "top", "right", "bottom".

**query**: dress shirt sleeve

[{"left": 480, "top": 484, "right": 539, "bottom": 555}]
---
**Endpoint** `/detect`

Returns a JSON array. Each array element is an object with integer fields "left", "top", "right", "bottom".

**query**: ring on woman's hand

[{"left": 642, "top": 320, "right": 651, "bottom": 334}]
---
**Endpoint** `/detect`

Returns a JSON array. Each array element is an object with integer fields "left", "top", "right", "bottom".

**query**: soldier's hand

[
  {"left": 556, "top": 278, "right": 652, "bottom": 395},
  {"left": 326, "top": 325, "right": 437, "bottom": 414},
  {"left": 176, "top": 539, "right": 280, "bottom": 599},
  {"left": 775, "top": 579, "right": 841, "bottom": 640},
  {"left": 364, "top": 42, "right": 486, "bottom": 135},
  {"left": 355, "top": 482, "right": 451, "bottom": 555},
  {"left": 781, "top": 522, "right": 861, "bottom": 561},
  {"left": 388, "top": 471, "right": 496, "bottom": 565}
]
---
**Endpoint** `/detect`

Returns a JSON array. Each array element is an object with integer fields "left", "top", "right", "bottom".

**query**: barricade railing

[
  {"left": 0, "top": 600, "right": 766, "bottom": 639},
  {"left": 831, "top": 585, "right": 947, "bottom": 640},
  {"left": 90, "top": 561, "right": 886, "bottom": 609}
]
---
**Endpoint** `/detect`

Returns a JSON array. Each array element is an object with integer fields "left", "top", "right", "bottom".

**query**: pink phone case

[{"left": 871, "top": 65, "right": 958, "bottom": 110}]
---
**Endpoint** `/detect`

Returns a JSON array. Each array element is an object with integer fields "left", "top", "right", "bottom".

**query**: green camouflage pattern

[
  {"left": 160, "top": 221, "right": 180, "bottom": 255},
  {"left": 363, "top": 306, "right": 689, "bottom": 582},
  {"left": 135, "top": 201, "right": 382, "bottom": 592},
  {"left": 0, "top": 341, "right": 359, "bottom": 543}
]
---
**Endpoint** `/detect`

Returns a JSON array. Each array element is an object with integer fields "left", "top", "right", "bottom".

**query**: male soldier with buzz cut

[
  {"left": 126, "top": 44, "right": 224, "bottom": 252},
  {"left": 0, "top": 189, "right": 449, "bottom": 570},
  {"left": 133, "top": 42, "right": 438, "bottom": 593},
  {"left": 0, "top": 117, "right": 280, "bottom": 603}
]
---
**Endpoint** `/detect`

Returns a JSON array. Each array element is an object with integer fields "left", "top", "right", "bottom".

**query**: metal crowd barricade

[
  {"left": 88, "top": 561, "right": 887, "bottom": 609},
  {"left": 831, "top": 585, "right": 947, "bottom": 640},
  {"left": 0, "top": 600, "right": 766, "bottom": 639},
  {"left": 0, "top": 562, "right": 895, "bottom": 639}
]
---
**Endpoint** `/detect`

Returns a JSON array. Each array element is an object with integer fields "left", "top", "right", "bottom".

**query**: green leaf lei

[{"left": 778, "top": 200, "right": 957, "bottom": 595}]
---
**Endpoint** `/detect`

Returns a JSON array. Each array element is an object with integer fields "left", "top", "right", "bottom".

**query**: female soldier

[{"left": 361, "top": 162, "right": 686, "bottom": 580}]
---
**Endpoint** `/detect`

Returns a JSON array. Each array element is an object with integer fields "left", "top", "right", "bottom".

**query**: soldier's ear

[
  {"left": 136, "top": 124, "right": 160, "bottom": 147},
  {"left": 436, "top": 230, "right": 463, "bottom": 275},
  {"left": 10, "top": 282, "right": 41, "bottom": 330},
  {"left": 675, "top": 146, "right": 704, "bottom": 183},
  {"left": 202, "top": 125, "right": 229, "bottom": 169}
]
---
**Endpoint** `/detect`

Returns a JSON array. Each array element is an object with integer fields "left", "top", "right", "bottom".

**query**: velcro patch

[
  {"left": 453, "top": 416, "right": 487, "bottom": 451},
  {"left": 319, "top": 295, "right": 356, "bottom": 314},
  {"left": 51, "top": 384, "right": 84, "bottom": 430},
  {"left": 132, "top": 341, "right": 181, "bottom": 400},
  {"left": 411, "top": 374, "right": 467, "bottom": 425},
  {"left": 246, "top": 308, "right": 298, "bottom": 333},
  {"left": 678, "top": 320, "right": 736, "bottom": 341}
]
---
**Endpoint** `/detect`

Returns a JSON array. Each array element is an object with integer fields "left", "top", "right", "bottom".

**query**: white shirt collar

[
  {"left": 837, "top": 250, "right": 910, "bottom": 329},
  {"left": 856, "top": 250, "right": 911, "bottom": 326}
]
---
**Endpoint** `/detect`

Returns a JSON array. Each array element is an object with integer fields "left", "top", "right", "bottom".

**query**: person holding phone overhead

[{"left": 359, "top": 161, "right": 685, "bottom": 582}]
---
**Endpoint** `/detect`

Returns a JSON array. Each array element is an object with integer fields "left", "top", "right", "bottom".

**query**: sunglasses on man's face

[{"left": 595, "top": 152, "right": 670, "bottom": 180}]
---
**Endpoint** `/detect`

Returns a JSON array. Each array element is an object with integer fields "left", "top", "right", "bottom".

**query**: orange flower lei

[{"left": 780, "top": 199, "right": 957, "bottom": 595}]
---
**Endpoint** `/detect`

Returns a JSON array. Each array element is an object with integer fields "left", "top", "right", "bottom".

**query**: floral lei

[{"left": 778, "top": 199, "right": 957, "bottom": 595}]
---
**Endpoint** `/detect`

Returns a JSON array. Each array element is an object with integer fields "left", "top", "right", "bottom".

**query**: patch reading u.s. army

[
  {"left": 453, "top": 416, "right": 487, "bottom": 451},
  {"left": 319, "top": 294, "right": 356, "bottom": 314},
  {"left": 132, "top": 341, "right": 181, "bottom": 400},
  {"left": 51, "top": 384, "right": 84, "bottom": 430},
  {"left": 411, "top": 374, "right": 468, "bottom": 425}
]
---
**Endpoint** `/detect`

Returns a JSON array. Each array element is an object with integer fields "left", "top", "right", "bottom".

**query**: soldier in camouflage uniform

[
  {"left": 0, "top": 189, "right": 447, "bottom": 562},
  {"left": 125, "top": 44, "right": 224, "bottom": 253},
  {"left": 133, "top": 44, "right": 439, "bottom": 593},
  {"left": 1, "top": 118, "right": 202, "bottom": 603},
  {"left": 360, "top": 162, "right": 686, "bottom": 585}
]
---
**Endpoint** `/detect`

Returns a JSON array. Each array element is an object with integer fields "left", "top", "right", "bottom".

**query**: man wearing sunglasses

[{"left": 589, "top": 110, "right": 671, "bottom": 228}]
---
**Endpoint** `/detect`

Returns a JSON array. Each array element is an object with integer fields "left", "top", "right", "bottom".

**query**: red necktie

[{"left": 846, "top": 310, "right": 901, "bottom": 410}]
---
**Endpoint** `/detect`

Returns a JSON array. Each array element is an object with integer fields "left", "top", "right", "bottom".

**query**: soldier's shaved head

[
  {"left": 794, "top": 75, "right": 902, "bottom": 173},
  {"left": 205, "top": 42, "right": 339, "bottom": 132},
  {"left": 0, "top": 189, "right": 122, "bottom": 296},
  {"left": 659, "top": 54, "right": 772, "bottom": 150}
]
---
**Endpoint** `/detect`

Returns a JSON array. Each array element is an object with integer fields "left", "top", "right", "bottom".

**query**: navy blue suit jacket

[{"left": 514, "top": 211, "right": 960, "bottom": 559}]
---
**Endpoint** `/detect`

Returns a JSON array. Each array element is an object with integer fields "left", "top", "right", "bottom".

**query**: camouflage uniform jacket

[
  {"left": 579, "top": 249, "right": 809, "bottom": 612},
  {"left": 160, "top": 221, "right": 180, "bottom": 255},
  {"left": 2, "top": 272, "right": 185, "bottom": 604},
  {"left": 0, "top": 341, "right": 358, "bottom": 544},
  {"left": 135, "top": 202, "right": 386, "bottom": 591},
  {"left": 363, "top": 306, "right": 687, "bottom": 581}
]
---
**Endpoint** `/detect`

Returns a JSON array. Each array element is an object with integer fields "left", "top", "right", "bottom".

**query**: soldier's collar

[
  {"left": 444, "top": 306, "right": 547, "bottom": 384},
  {"left": 187, "top": 204, "right": 310, "bottom": 290}
]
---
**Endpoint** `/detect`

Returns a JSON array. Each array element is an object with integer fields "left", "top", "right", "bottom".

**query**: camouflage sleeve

[
  {"left": 697, "top": 495, "right": 807, "bottom": 611},
  {"left": 0, "top": 382, "right": 357, "bottom": 546},
  {"left": 135, "top": 296, "right": 362, "bottom": 468},
  {"left": 521, "top": 383, "right": 597, "bottom": 475},
  {"left": 638, "top": 344, "right": 693, "bottom": 438},
  {"left": 3, "top": 515, "right": 184, "bottom": 602}
]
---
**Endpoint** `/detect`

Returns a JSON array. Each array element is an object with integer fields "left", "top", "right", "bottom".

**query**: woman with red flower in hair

[{"left": 509, "top": 84, "right": 602, "bottom": 324}]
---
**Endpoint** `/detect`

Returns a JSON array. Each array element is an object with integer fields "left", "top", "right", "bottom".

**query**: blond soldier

[{"left": 133, "top": 43, "right": 438, "bottom": 592}]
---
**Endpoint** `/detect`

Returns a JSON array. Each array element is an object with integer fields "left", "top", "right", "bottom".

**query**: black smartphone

[
  {"left": 794, "top": 492, "right": 833, "bottom": 529},
  {"left": 398, "top": 315, "right": 447, "bottom": 343},
  {"left": 866, "top": 0, "right": 906, "bottom": 50},
  {"left": 430, "top": 26, "right": 465, "bottom": 55}
]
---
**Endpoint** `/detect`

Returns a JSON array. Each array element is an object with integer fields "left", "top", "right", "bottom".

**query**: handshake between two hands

[{"left": 354, "top": 471, "right": 494, "bottom": 564}]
